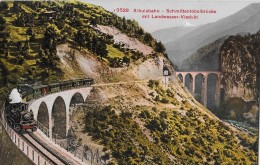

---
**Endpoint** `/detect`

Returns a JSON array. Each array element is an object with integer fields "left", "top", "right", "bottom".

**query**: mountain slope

[
  {"left": 165, "top": 3, "right": 260, "bottom": 65},
  {"left": 152, "top": 26, "right": 197, "bottom": 44},
  {"left": 179, "top": 36, "right": 227, "bottom": 71},
  {"left": 63, "top": 45, "right": 257, "bottom": 163}
]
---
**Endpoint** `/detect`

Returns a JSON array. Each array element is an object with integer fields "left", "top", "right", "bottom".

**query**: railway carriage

[
  {"left": 60, "top": 80, "right": 73, "bottom": 90},
  {"left": 49, "top": 83, "right": 61, "bottom": 93},
  {"left": 73, "top": 79, "right": 84, "bottom": 88},
  {"left": 40, "top": 85, "right": 49, "bottom": 96},
  {"left": 32, "top": 85, "right": 49, "bottom": 99},
  {"left": 18, "top": 84, "right": 34, "bottom": 102},
  {"left": 83, "top": 78, "right": 94, "bottom": 86}
]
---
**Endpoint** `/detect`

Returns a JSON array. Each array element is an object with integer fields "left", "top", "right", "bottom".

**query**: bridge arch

[
  {"left": 177, "top": 74, "right": 183, "bottom": 83},
  {"left": 185, "top": 73, "right": 194, "bottom": 95},
  {"left": 207, "top": 73, "right": 220, "bottom": 109},
  {"left": 69, "top": 92, "right": 84, "bottom": 107},
  {"left": 194, "top": 74, "right": 204, "bottom": 103},
  {"left": 52, "top": 96, "right": 67, "bottom": 139},
  {"left": 37, "top": 102, "right": 49, "bottom": 131}
]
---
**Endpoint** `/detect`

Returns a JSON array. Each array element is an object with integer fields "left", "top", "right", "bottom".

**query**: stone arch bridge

[
  {"left": 28, "top": 87, "right": 92, "bottom": 139},
  {"left": 176, "top": 71, "right": 221, "bottom": 108}
]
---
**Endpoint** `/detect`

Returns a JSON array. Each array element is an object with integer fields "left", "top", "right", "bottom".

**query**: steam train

[
  {"left": 5, "top": 78, "right": 94, "bottom": 133},
  {"left": 5, "top": 101, "right": 37, "bottom": 133}
]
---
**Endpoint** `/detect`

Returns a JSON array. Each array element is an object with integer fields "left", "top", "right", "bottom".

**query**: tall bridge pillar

[
  {"left": 202, "top": 74, "right": 208, "bottom": 107},
  {"left": 215, "top": 75, "right": 221, "bottom": 108},
  {"left": 49, "top": 118, "right": 52, "bottom": 139}
]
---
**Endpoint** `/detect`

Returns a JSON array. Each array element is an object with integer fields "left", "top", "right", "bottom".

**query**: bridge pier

[
  {"left": 215, "top": 77, "right": 221, "bottom": 108},
  {"left": 49, "top": 117, "right": 52, "bottom": 139},
  {"left": 202, "top": 74, "right": 208, "bottom": 107},
  {"left": 192, "top": 78, "right": 195, "bottom": 96}
]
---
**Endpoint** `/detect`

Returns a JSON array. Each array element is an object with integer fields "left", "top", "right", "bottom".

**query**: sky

[{"left": 82, "top": 0, "right": 260, "bottom": 32}]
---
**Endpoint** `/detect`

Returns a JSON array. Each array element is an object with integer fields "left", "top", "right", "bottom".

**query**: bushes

[
  {"left": 148, "top": 80, "right": 159, "bottom": 88},
  {"left": 160, "top": 97, "right": 169, "bottom": 104},
  {"left": 0, "top": 16, "right": 6, "bottom": 24},
  {"left": 84, "top": 106, "right": 171, "bottom": 164},
  {"left": 139, "top": 110, "right": 151, "bottom": 119}
]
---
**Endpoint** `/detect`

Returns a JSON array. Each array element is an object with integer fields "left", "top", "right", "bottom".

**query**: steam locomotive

[
  {"left": 5, "top": 101, "right": 37, "bottom": 133},
  {"left": 5, "top": 78, "right": 94, "bottom": 133}
]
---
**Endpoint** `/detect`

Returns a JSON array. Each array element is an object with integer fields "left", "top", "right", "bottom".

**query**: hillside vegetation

[
  {"left": 71, "top": 80, "right": 257, "bottom": 164},
  {"left": 0, "top": 1, "right": 166, "bottom": 86}
]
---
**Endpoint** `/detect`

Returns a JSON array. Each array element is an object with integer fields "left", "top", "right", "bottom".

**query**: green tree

[
  {"left": 22, "top": 39, "right": 30, "bottom": 58},
  {"left": 0, "top": 2, "right": 9, "bottom": 11},
  {"left": 96, "top": 39, "right": 108, "bottom": 59},
  {"left": 155, "top": 41, "right": 165, "bottom": 53},
  {"left": 0, "top": 60, "right": 9, "bottom": 85},
  {"left": 44, "top": 24, "right": 60, "bottom": 51},
  {"left": 144, "top": 33, "right": 153, "bottom": 44},
  {"left": 74, "top": 30, "right": 85, "bottom": 49},
  {"left": 0, "top": 16, "right": 6, "bottom": 24},
  {"left": 122, "top": 56, "right": 130, "bottom": 64},
  {"left": 26, "top": 27, "right": 33, "bottom": 36},
  {"left": 15, "top": 13, "right": 26, "bottom": 26}
]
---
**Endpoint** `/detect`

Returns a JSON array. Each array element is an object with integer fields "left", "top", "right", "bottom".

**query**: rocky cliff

[{"left": 219, "top": 31, "right": 259, "bottom": 124}]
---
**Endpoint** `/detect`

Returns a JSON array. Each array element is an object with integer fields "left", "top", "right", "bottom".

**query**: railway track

[
  {"left": 21, "top": 133, "right": 67, "bottom": 165},
  {"left": 22, "top": 131, "right": 86, "bottom": 165}
]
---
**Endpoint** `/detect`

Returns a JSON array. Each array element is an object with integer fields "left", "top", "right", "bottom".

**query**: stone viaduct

[
  {"left": 176, "top": 71, "right": 221, "bottom": 108},
  {"left": 28, "top": 87, "right": 92, "bottom": 139}
]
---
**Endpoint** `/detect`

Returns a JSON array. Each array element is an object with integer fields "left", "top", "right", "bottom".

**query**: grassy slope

[{"left": 107, "top": 45, "right": 125, "bottom": 58}]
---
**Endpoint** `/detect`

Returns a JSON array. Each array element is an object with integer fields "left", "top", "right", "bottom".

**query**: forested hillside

[{"left": 0, "top": 1, "right": 166, "bottom": 86}]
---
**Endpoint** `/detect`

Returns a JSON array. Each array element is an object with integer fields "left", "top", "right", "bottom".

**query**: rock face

[
  {"left": 220, "top": 33, "right": 259, "bottom": 102},
  {"left": 219, "top": 32, "right": 259, "bottom": 124}
]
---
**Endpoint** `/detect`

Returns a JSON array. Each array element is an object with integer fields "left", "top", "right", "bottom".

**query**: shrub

[{"left": 161, "top": 97, "right": 169, "bottom": 104}]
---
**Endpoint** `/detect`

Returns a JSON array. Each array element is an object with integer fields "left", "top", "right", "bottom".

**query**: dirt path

[{"left": 92, "top": 80, "right": 148, "bottom": 87}]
